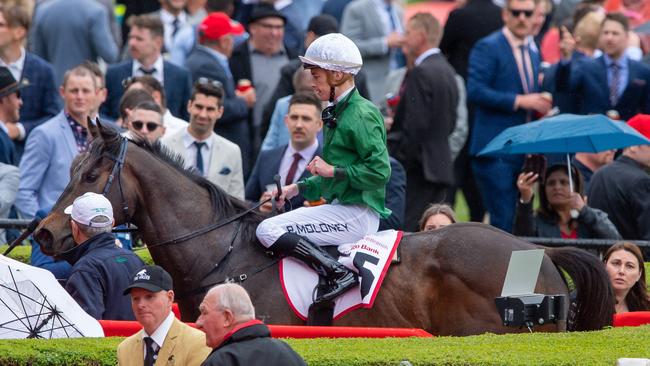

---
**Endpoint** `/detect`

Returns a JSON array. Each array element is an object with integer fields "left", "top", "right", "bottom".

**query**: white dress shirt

[
  {"left": 160, "top": 8, "right": 187, "bottom": 53},
  {"left": 162, "top": 109, "right": 188, "bottom": 137},
  {"left": 142, "top": 311, "right": 175, "bottom": 359},
  {"left": 132, "top": 56, "right": 165, "bottom": 85},
  {"left": 0, "top": 47, "right": 25, "bottom": 82},
  {"left": 182, "top": 128, "right": 214, "bottom": 175},
  {"left": 278, "top": 139, "right": 319, "bottom": 185}
]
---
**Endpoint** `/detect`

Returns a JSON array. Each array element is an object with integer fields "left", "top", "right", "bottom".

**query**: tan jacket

[{"left": 117, "top": 318, "right": 211, "bottom": 366}]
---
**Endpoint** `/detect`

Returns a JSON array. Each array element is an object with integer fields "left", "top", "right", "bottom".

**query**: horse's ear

[
  {"left": 94, "top": 116, "right": 116, "bottom": 142},
  {"left": 87, "top": 116, "right": 100, "bottom": 139}
]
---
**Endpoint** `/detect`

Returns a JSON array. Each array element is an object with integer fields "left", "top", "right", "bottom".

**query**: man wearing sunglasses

[
  {"left": 127, "top": 101, "right": 166, "bottom": 144},
  {"left": 255, "top": 33, "right": 391, "bottom": 304},
  {"left": 467, "top": 0, "right": 552, "bottom": 233}
]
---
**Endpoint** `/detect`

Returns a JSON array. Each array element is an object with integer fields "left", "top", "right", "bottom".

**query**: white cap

[
  {"left": 64, "top": 192, "right": 114, "bottom": 227},
  {"left": 299, "top": 33, "right": 363, "bottom": 75}
]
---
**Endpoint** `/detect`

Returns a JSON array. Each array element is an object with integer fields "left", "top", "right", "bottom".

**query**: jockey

[{"left": 255, "top": 33, "right": 391, "bottom": 304}]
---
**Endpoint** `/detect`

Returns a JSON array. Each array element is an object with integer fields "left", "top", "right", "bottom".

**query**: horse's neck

[{"left": 129, "top": 152, "right": 214, "bottom": 245}]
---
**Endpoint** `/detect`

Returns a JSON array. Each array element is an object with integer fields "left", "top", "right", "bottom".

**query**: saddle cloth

[{"left": 279, "top": 230, "right": 402, "bottom": 320}]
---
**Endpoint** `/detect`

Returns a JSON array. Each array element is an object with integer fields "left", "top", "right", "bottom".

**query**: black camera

[{"left": 495, "top": 294, "right": 567, "bottom": 329}]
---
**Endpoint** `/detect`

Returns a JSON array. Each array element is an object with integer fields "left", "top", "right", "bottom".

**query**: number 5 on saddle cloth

[{"left": 279, "top": 230, "right": 402, "bottom": 325}]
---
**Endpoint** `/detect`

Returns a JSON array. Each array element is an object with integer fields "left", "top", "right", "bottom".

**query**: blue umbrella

[
  {"left": 478, "top": 114, "right": 650, "bottom": 156},
  {"left": 478, "top": 113, "right": 650, "bottom": 200}
]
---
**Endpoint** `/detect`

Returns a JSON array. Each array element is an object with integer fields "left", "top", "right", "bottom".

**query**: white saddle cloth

[{"left": 279, "top": 230, "right": 402, "bottom": 320}]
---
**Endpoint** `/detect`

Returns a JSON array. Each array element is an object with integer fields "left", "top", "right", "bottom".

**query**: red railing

[
  {"left": 612, "top": 311, "right": 650, "bottom": 327},
  {"left": 98, "top": 319, "right": 433, "bottom": 338}
]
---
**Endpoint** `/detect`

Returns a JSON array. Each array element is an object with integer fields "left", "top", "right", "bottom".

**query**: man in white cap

[
  {"left": 255, "top": 33, "right": 391, "bottom": 304},
  {"left": 61, "top": 192, "right": 144, "bottom": 320}
]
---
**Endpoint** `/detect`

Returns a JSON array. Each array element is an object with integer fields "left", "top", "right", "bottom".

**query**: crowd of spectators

[{"left": 0, "top": 0, "right": 648, "bottom": 326}]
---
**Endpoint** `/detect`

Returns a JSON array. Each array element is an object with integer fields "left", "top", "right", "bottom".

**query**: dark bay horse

[{"left": 33, "top": 122, "right": 615, "bottom": 336}]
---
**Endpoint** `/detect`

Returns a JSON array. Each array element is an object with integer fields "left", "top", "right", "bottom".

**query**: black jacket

[
  {"left": 62, "top": 232, "right": 144, "bottom": 320},
  {"left": 390, "top": 53, "right": 458, "bottom": 185},
  {"left": 589, "top": 156, "right": 650, "bottom": 240},
  {"left": 439, "top": 0, "right": 503, "bottom": 79},
  {"left": 201, "top": 321, "right": 306, "bottom": 366}
]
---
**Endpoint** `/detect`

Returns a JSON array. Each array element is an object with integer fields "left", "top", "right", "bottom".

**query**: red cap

[
  {"left": 627, "top": 114, "right": 650, "bottom": 139},
  {"left": 199, "top": 12, "right": 244, "bottom": 41}
]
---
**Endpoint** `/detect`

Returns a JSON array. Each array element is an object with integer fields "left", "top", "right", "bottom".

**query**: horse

[{"left": 33, "top": 122, "right": 615, "bottom": 336}]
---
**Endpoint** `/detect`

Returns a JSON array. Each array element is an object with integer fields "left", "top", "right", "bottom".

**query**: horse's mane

[{"left": 93, "top": 126, "right": 264, "bottom": 243}]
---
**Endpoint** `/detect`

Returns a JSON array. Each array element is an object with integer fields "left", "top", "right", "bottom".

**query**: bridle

[{"left": 102, "top": 137, "right": 132, "bottom": 229}]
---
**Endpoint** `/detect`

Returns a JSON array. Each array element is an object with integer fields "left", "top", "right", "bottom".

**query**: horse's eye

[{"left": 85, "top": 172, "right": 98, "bottom": 183}]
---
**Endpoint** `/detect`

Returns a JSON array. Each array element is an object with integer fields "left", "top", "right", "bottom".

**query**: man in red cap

[
  {"left": 589, "top": 114, "right": 650, "bottom": 247},
  {"left": 185, "top": 12, "right": 255, "bottom": 173}
]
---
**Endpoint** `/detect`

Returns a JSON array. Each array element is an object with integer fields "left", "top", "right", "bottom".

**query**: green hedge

[
  {"left": 0, "top": 326, "right": 648, "bottom": 365},
  {"left": 0, "top": 245, "right": 154, "bottom": 265}
]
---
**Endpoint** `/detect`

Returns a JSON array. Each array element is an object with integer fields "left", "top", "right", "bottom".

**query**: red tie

[{"left": 284, "top": 153, "right": 302, "bottom": 185}]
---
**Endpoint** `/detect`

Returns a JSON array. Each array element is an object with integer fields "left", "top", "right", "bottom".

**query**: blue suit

[
  {"left": 541, "top": 51, "right": 588, "bottom": 115},
  {"left": 246, "top": 144, "right": 321, "bottom": 211},
  {"left": 555, "top": 55, "right": 650, "bottom": 120},
  {"left": 15, "top": 112, "right": 78, "bottom": 218},
  {"left": 467, "top": 30, "right": 540, "bottom": 232},
  {"left": 20, "top": 53, "right": 61, "bottom": 135},
  {"left": 102, "top": 60, "right": 193, "bottom": 121},
  {"left": 29, "top": 0, "right": 118, "bottom": 87}
]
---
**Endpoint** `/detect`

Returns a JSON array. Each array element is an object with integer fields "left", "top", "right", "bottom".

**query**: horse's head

[{"left": 33, "top": 120, "right": 140, "bottom": 256}]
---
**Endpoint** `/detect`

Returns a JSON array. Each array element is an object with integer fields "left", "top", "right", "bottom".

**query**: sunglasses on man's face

[
  {"left": 131, "top": 120, "right": 161, "bottom": 132},
  {"left": 509, "top": 8, "right": 534, "bottom": 18}
]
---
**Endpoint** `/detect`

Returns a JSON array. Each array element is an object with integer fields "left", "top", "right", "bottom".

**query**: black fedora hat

[
  {"left": 248, "top": 3, "right": 286, "bottom": 24},
  {"left": 0, "top": 67, "right": 28, "bottom": 98}
]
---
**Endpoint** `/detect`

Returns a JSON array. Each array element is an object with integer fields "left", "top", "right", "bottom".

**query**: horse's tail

[{"left": 545, "top": 247, "right": 615, "bottom": 331}]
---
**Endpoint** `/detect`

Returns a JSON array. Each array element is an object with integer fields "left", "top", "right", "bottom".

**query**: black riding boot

[{"left": 272, "top": 232, "right": 359, "bottom": 303}]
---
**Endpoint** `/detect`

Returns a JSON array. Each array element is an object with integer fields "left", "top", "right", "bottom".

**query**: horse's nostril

[{"left": 33, "top": 229, "right": 53, "bottom": 250}]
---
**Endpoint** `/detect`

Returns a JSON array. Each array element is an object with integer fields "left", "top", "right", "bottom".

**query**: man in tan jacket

[{"left": 117, "top": 265, "right": 210, "bottom": 366}]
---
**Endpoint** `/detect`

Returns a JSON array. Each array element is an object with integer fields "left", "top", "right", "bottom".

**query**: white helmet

[{"left": 299, "top": 33, "right": 363, "bottom": 75}]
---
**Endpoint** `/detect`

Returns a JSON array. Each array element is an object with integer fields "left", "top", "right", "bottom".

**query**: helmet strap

[{"left": 325, "top": 71, "right": 353, "bottom": 103}]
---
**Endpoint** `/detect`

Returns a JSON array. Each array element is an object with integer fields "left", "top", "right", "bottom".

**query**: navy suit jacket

[
  {"left": 20, "top": 52, "right": 61, "bottom": 135},
  {"left": 245, "top": 144, "right": 321, "bottom": 211},
  {"left": 555, "top": 55, "right": 650, "bottom": 120},
  {"left": 185, "top": 46, "right": 251, "bottom": 169},
  {"left": 541, "top": 51, "right": 588, "bottom": 114},
  {"left": 0, "top": 129, "right": 16, "bottom": 166},
  {"left": 102, "top": 60, "right": 192, "bottom": 121},
  {"left": 467, "top": 30, "right": 541, "bottom": 155}
]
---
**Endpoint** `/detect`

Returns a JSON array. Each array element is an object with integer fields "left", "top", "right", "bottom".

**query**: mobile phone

[{"left": 521, "top": 154, "right": 548, "bottom": 183}]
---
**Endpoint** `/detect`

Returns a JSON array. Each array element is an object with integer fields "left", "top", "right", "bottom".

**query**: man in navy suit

[
  {"left": 186, "top": 12, "right": 255, "bottom": 175},
  {"left": 246, "top": 92, "right": 322, "bottom": 213},
  {"left": 467, "top": 0, "right": 552, "bottom": 232},
  {"left": 555, "top": 13, "right": 650, "bottom": 120},
  {"left": 102, "top": 14, "right": 192, "bottom": 121},
  {"left": 0, "top": 5, "right": 59, "bottom": 159}
]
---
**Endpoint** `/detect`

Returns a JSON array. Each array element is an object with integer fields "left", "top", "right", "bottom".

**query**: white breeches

[{"left": 256, "top": 203, "right": 380, "bottom": 248}]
